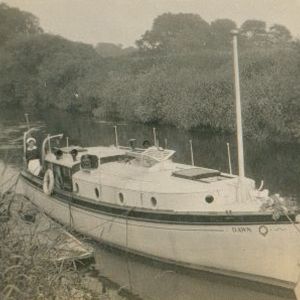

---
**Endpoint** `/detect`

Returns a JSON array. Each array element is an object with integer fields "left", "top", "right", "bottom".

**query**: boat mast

[{"left": 232, "top": 30, "right": 245, "bottom": 178}]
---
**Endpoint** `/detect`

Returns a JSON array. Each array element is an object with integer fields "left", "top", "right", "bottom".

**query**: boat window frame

[
  {"left": 74, "top": 182, "right": 79, "bottom": 193},
  {"left": 205, "top": 195, "right": 214, "bottom": 204},
  {"left": 151, "top": 197, "right": 157, "bottom": 207},
  {"left": 119, "top": 192, "right": 124, "bottom": 204}
]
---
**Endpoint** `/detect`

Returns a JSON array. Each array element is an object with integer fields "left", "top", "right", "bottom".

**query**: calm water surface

[{"left": 0, "top": 108, "right": 298, "bottom": 299}]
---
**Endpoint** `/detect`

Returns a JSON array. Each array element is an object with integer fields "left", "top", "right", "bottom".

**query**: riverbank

[
  {"left": 0, "top": 192, "right": 92, "bottom": 299},
  {"left": 0, "top": 163, "right": 127, "bottom": 300}
]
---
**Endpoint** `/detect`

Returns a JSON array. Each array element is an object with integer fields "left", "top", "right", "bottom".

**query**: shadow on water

[
  {"left": 84, "top": 243, "right": 294, "bottom": 300},
  {"left": 0, "top": 107, "right": 299, "bottom": 299}
]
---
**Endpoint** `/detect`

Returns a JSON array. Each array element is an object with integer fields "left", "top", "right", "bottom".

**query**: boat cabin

[
  {"left": 44, "top": 147, "right": 83, "bottom": 192},
  {"left": 43, "top": 145, "right": 129, "bottom": 192}
]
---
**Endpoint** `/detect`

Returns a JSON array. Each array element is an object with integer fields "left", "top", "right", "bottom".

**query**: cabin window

[
  {"left": 100, "top": 155, "right": 125, "bottom": 164},
  {"left": 205, "top": 195, "right": 214, "bottom": 204},
  {"left": 119, "top": 192, "right": 124, "bottom": 203},
  {"left": 74, "top": 183, "right": 79, "bottom": 193},
  {"left": 95, "top": 188, "right": 100, "bottom": 198},
  {"left": 81, "top": 155, "right": 98, "bottom": 170},
  {"left": 151, "top": 197, "right": 157, "bottom": 207}
]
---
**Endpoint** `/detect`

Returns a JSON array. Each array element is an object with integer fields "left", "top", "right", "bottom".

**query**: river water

[{"left": 0, "top": 108, "right": 298, "bottom": 299}]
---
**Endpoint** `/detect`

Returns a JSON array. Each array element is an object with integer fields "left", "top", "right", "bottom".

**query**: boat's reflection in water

[{"left": 88, "top": 244, "right": 294, "bottom": 300}]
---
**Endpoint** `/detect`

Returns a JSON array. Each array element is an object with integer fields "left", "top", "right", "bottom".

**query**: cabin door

[{"left": 52, "top": 164, "right": 73, "bottom": 192}]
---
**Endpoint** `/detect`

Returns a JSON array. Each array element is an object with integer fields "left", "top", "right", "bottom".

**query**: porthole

[
  {"left": 74, "top": 183, "right": 79, "bottom": 193},
  {"left": 119, "top": 192, "right": 124, "bottom": 203},
  {"left": 151, "top": 197, "right": 157, "bottom": 207},
  {"left": 205, "top": 195, "right": 214, "bottom": 204},
  {"left": 95, "top": 188, "right": 99, "bottom": 198}
]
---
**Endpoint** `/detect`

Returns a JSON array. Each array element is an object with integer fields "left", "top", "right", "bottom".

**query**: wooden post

[
  {"left": 164, "top": 138, "right": 168, "bottom": 149},
  {"left": 66, "top": 137, "right": 69, "bottom": 148},
  {"left": 24, "top": 113, "right": 30, "bottom": 130},
  {"left": 226, "top": 142, "right": 232, "bottom": 174},
  {"left": 189, "top": 139, "right": 194, "bottom": 166},
  {"left": 153, "top": 128, "right": 157, "bottom": 147},
  {"left": 114, "top": 126, "right": 119, "bottom": 148}
]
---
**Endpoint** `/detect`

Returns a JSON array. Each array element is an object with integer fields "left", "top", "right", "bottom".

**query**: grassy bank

[{"left": 0, "top": 160, "right": 124, "bottom": 300}]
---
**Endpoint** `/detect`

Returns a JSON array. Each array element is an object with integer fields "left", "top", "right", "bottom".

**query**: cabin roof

[
  {"left": 45, "top": 146, "right": 126, "bottom": 168},
  {"left": 45, "top": 145, "right": 176, "bottom": 169},
  {"left": 73, "top": 159, "right": 240, "bottom": 194}
]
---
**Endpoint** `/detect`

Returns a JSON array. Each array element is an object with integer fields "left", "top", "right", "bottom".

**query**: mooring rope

[
  {"left": 68, "top": 199, "right": 74, "bottom": 229},
  {"left": 0, "top": 173, "right": 21, "bottom": 219},
  {"left": 271, "top": 196, "right": 300, "bottom": 236},
  {"left": 282, "top": 209, "right": 300, "bottom": 235},
  {"left": 0, "top": 173, "right": 19, "bottom": 190}
]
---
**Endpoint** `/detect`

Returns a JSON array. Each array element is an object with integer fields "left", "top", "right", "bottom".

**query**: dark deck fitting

[{"left": 172, "top": 167, "right": 221, "bottom": 180}]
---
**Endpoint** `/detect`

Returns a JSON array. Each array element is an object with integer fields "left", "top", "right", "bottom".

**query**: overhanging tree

[
  {"left": 0, "top": 3, "right": 42, "bottom": 47},
  {"left": 136, "top": 13, "right": 211, "bottom": 54}
]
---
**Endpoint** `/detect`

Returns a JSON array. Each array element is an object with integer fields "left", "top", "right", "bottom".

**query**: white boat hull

[{"left": 18, "top": 175, "right": 300, "bottom": 292}]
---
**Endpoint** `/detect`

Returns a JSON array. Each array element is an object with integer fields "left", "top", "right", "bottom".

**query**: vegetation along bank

[{"left": 1, "top": 3, "right": 300, "bottom": 141}]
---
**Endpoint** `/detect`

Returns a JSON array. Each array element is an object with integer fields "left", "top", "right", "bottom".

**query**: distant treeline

[{"left": 1, "top": 3, "right": 300, "bottom": 141}]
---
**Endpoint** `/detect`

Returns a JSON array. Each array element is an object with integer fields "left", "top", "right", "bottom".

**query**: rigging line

[
  {"left": 60, "top": 206, "right": 137, "bottom": 245},
  {"left": 80, "top": 204, "right": 141, "bottom": 233},
  {"left": 125, "top": 207, "right": 135, "bottom": 293},
  {"left": 81, "top": 208, "right": 132, "bottom": 234}
]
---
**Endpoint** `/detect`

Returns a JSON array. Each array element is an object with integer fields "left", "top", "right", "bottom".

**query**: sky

[{"left": 3, "top": 0, "right": 300, "bottom": 47}]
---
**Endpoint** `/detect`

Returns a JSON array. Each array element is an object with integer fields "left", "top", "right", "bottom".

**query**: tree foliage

[
  {"left": 0, "top": 3, "right": 42, "bottom": 46},
  {"left": 210, "top": 19, "right": 237, "bottom": 48},
  {"left": 269, "top": 24, "right": 292, "bottom": 44},
  {"left": 136, "top": 13, "right": 211, "bottom": 53},
  {"left": 95, "top": 42, "right": 137, "bottom": 57},
  {"left": 0, "top": 5, "right": 300, "bottom": 141}
]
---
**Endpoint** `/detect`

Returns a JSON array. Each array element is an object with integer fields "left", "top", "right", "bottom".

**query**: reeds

[{"left": 0, "top": 161, "right": 97, "bottom": 300}]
